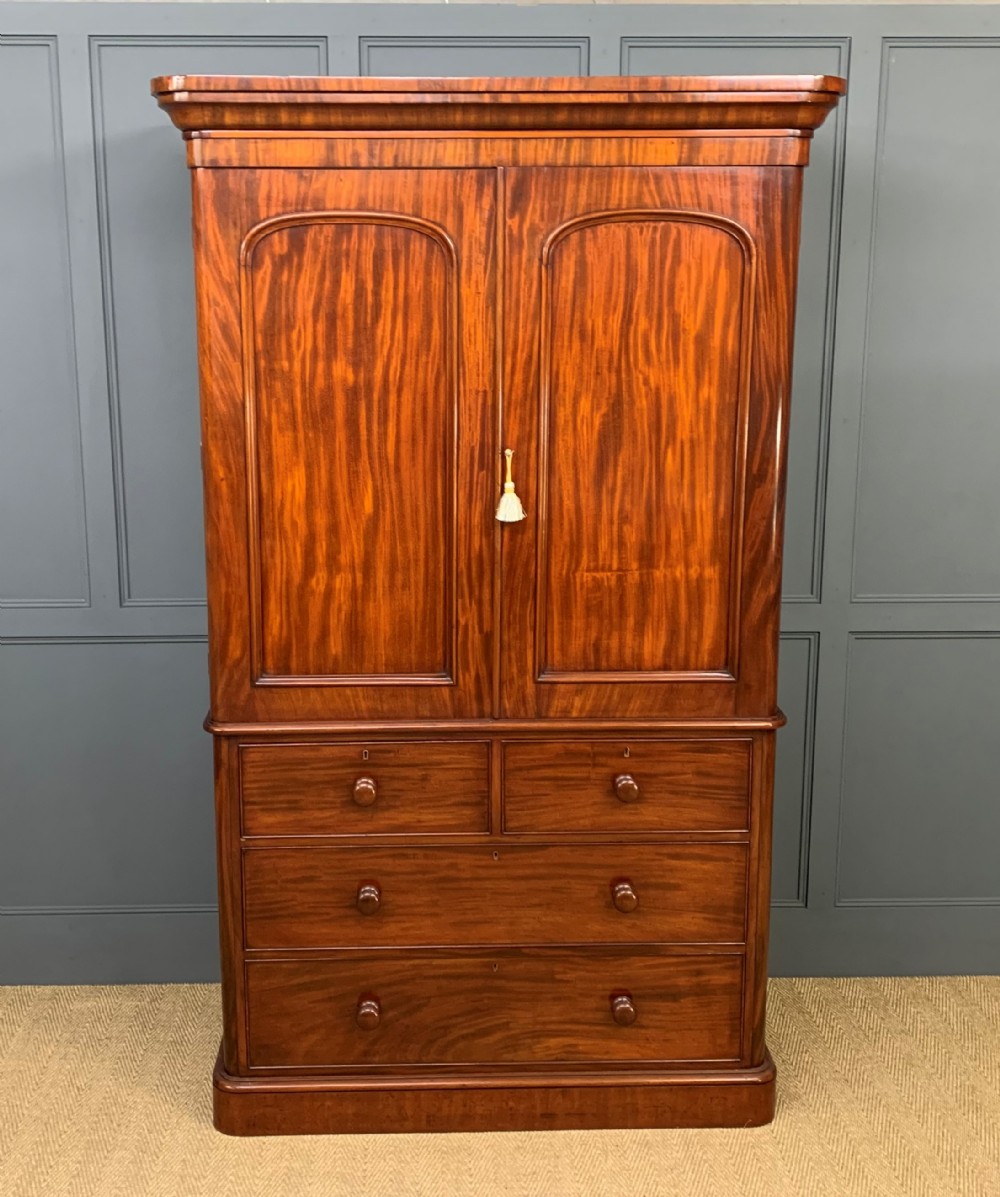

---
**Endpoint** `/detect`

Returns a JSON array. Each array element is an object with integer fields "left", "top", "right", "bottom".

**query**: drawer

[
  {"left": 246, "top": 950, "right": 743, "bottom": 1068},
  {"left": 503, "top": 740, "right": 750, "bottom": 833},
  {"left": 239, "top": 741, "right": 490, "bottom": 837},
  {"left": 243, "top": 842, "right": 747, "bottom": 948}
]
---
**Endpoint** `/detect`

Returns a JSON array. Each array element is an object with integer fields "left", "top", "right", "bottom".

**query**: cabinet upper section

[{"left": 151, "top": 74, "right": 844, "bottom": 136}]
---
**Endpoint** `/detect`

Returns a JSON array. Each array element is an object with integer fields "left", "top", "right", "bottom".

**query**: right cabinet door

[{"left": 499, "top": 166, "right": 801, "bottom": 720}]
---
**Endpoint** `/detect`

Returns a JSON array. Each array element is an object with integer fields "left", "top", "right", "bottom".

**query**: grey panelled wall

[{"left": 1, "top": 5, "right": 999, "bottom": 981}]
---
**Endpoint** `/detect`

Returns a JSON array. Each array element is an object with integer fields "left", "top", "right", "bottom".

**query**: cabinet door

[
  {"left": 499, "top": 167, "right": 800, "bottom": 719},
  {"left": 194, "top": 169, "right": 496, "bottom": 722}
]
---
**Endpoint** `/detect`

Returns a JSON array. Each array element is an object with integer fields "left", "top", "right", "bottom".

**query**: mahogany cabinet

[{"left": 153, "top": 74, "right": 843, "bottom": 1135}]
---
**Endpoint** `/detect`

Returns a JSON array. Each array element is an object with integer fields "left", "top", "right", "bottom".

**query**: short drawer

[
  {"left": 242, "top": 842, "right": 747, "bottom": 948},
  {"left": 245, "top": 950, "right": 743, "bottom": 1069},
  {"left": 240, "top": 741, "right": 490, "bottom": 836},
  {"left": 502, "top": 740, "right": 750, "bottom": 833}
]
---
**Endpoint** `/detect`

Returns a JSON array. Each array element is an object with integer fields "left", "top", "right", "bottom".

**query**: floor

[{"left": 1, "top": 978, "right": 997, "bottom": 1197}]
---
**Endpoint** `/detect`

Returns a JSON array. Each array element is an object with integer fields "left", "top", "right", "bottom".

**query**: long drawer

[
  {"left": 243, "top": 842, "right": 747, "bottom": 948},
  {"left": 503, "top": 739, "right": 751, "bottom": 833},
  {"left": 245, "top": 950, "right": 744, "bottom": 1069},
  {"left": 240, "top": 740, "right": 490, "bottom": 836}
]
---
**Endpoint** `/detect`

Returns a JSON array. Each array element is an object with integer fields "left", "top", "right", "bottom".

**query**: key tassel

[{"left": 495, "top": 448, "right": 527, "bottom": 523}]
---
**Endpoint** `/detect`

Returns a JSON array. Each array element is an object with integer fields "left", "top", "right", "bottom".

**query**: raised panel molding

[
  {"left": 88, "top": 35, "right": 328, "bottom": 611},
  {"left": 360, "top": 36, "right": 589, "bottom": 78},
  {"left": 240, "top": 212, "right": 459, "bottom": 686},
  {"left": 835, "top": 633, "right": 1000, "bottom": 908},
  {"left": 852, "top": 39, "right": 1000, "bottom": 603},
  {"left": 535, "top": 210, "right": 756, "bottom": 683},
  {"left": 620, "top": 38, "right": 848, "bottom": 605},
  {"left": 773, "top": 632, "right": 819, "bottom": 908},
  {"left": 0, "top": 36, "right": 91, "bottom": 609}
]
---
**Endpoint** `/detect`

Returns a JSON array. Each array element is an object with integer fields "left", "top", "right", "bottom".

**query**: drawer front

[
  {"left": 246, "top": 950, "right": 743, "bottom": 1068},
  {"left": 243, "top": 843, "right": 747, "bottom": 948},
  {"left": 240, "top": 741, "right": 490, "bottom": 836},
  {"left": 503, "top": 740, "right": 750, "bottom": 833}
]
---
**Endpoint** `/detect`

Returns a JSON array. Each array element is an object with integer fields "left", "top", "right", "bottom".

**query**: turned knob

[
  {"left": 611, "top": 994, "right": 637, "bottom": 1026},
  {"left": 611, "top": 881, "right": 638, "bottom": 913},
  {"left": 614, "top": 773, "right": 640, "bottom": 803},
  {"left": 356, "top": 883, "right": 381, "bottom": 915},
  {"left": 356, "top": 997, "right": 381, "bottom": 1030},
  {"left": 353, "top": 776, "right": 377, "bottom": 807}
]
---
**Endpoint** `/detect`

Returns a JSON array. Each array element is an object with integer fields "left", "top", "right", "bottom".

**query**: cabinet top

[{"left": 151, "top": 73, "right": 844, "bottom": 135}]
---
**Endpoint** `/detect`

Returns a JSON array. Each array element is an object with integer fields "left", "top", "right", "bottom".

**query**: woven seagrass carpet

[{"left": 1, "top": 978, "right": 997, "bottom": 1197}]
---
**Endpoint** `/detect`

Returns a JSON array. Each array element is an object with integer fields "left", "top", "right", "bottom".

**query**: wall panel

[
  {"left": 90, "top": 35, "right": 328, "bottom": 607},
  {"left": 0, "top": 37, "right": 90, "bottom": 609},
  {"left": 852, "top": 41, "right": 1000, "bottom": 602}
]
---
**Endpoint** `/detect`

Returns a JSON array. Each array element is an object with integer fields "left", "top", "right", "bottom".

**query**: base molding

[{"left": 212, "top": 1050, "right": 777, "bottom": 1135}]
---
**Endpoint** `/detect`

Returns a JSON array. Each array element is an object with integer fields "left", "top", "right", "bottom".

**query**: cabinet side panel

[
  {"left": 744, "top": 731, "right": 776, "bottom": 1066},
  {"left": 736, "top": 168, "right": 804, "bottom": 716},
  {"left": 191, "top": 167, "right": 252, "bottom": 716},
  {"left": 214, "top": 736, "right": 246, "bottom": 1074}
]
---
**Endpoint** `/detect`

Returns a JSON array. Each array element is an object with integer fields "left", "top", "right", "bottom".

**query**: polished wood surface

[
  {"left": 245, "top": 214, "right": 459, "bottom": 684},
  {"left": 500, "top": 164, "right": 800, "bottom": 719},
  {"left": 154, "top": 74, "right": 845, "bottom": 94},
  {"left": 537, "top": 210, "right": 749, "bottom": 678},
  {"left": 502, "top": 739, "right": 750, "bottom": 833},
  {"left": 245, "top": 951, "right": 743, "bottom": 1069},
  {"left": 155, "top": 73, "right": 842, "bottom": 1134},
  {"left": 242, "top": 842, "right": 748, "bottom": 948},
  {"left": 240, "top": 741, "right": 490, "bottom": 837},
  {"left": 188, "top": 135, "right": 814, "bottom": 172},
  {"left": 192, "top": 167, "right": 496, "bottom": 723},
  {"left": 152, "top": 74, "right": 844, "bottom": 135},
  {"left": 212, "top": 1049, "right": 777, "bottom": 1134}
]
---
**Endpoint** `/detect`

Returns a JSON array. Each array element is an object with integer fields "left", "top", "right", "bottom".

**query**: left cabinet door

[{"left": 193, "top": 169, "right": 497, "bottom": 722}]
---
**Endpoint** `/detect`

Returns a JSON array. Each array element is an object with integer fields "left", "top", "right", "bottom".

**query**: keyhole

[
  {"left": 362, "top": 749, "right": 369, "bottom": 761},
  {"left": 623, "top": 746, "right": 631, "bottom": 759},
  {"left": 492, "top": 851, "right": 499, "bottom": 861}
]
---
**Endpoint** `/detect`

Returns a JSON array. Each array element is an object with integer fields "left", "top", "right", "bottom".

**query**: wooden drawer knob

[
  {"left": 614, "top": 773, "right": 640, "bottom": 803},
  {"left": 611, "top": 881, "right": 638, "bottom": 913},
  {"left": 356, "top": 997, "right": 381, "bottom": 1030},
  {"left": 353, "top": 776, "right": 377, "bottom": 807},
  {"left": 356, "top": 883, "right": 382, "bottom": 915},
  {"left": 610, "top": 994, "right": 637, "bottom": 1026}
]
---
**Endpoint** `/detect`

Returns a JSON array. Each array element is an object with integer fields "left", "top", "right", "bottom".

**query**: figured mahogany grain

[
  {"left": 242, "top": 842, "right": 747, "bottom": 948},
  {"left": 499, "top": 164, "right": 798, "bottom": 720},
  {"left": 152, "top": 74, "right": 844, "bottom": 136},
  {"left": 191, "top": 166, "right": 497, "bottom": 722},
  {"left": 537, "top": 213, "right": 751, "bottom": 679},
  {"left": 155, "top": 73, "right": 842, "bottom": 1135},
  {"left": 245, "top": 950, "right": 744, "bottom": 1069},
  {"left": 240, "top": 741, "right": 490, "bottom": 837},
  {"left": 246, "top": 216, "right": 456, "bottom": 683},
  {"left": 502, "top": 739, "right": 750, "bottom": 833},
  {"left": 187, "top": 135, "right": 813, "bottom": 172},
  {"left": 213, "top": 1051, "right": 776, "bottom": 1133}
]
